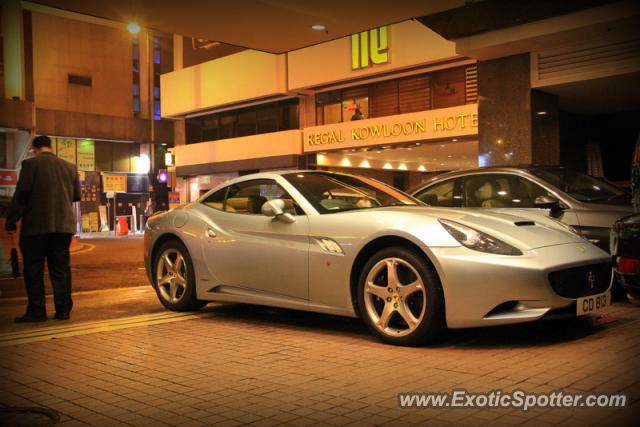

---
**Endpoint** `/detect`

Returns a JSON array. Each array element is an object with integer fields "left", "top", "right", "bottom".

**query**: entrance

[{"left": 315, "top": 139, "right": 479, "bottom": 191}]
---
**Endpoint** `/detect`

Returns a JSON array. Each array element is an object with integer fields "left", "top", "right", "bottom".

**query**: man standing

[{"left": 6, "top": 135, "right": 81, "bottom": 322}]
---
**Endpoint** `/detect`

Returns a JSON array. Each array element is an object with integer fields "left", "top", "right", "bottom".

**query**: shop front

[{"left": 48, "top": 137, "right": 152, "bottom": 233}]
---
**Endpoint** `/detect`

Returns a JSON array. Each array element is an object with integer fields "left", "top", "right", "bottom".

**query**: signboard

[
  {"left": 351, "top": 26, "right": 388, "bottom": 70},
  {"left": 89, "top": 212, "right": 100, "bottom": 232},
  {"left": 303, "top": 104, "right": 478, "bottom": 153},
  {"left": 168, "top": 191, "right": 181, "bottom": 210},
  {"left": 56, "top": 139, "right": 77, "bottom": 164},
  {"left": 0, "top": 169, "right": 18, "bottom": 187},
  {"left": 76, "top": 139, "right": 95, "bottom": 171},
  {"left": 102, "top": 174, "right": 127, "bottom": 192}
]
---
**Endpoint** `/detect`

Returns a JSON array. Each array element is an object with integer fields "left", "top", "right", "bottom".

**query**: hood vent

[{"left": 514, "top": 221, "right": 535, "bottom": 227}]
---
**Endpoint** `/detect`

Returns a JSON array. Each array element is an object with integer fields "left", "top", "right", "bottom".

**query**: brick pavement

[{"left": 0, "top": 301, "right": 638, "bottom": 426}]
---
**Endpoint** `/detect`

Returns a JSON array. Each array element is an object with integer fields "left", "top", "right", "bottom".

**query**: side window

[
  {"left": 464, "top": 174, "right": 541, "bottom": 208},
  {"left": 224, "top": 179, "right": 299, "bottom": 215},
  {"left": 414, "top": 179, "right": 463, "bottom": 207},
  {"left": 202, "top": 187, "right": 227, "bottom": 211}
]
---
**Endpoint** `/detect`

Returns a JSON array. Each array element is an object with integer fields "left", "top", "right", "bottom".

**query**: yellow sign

[
  {"left": 56, "top": 139, "right": 76, "bottom": 164},
  {"left": 102, "top": 174, "right": 127, "bottom": 192},
  {"left": 76, "top": 139, "right": 95, "bottom": 171},
  {"left": 352, "top": 26, "right": 389, "bottom": 70},
  {"left": 89, "top": 212, "right": 100, "bottom": 232},
  {"left": 303, "top": 104, "right": 478, "bottom": 153}
]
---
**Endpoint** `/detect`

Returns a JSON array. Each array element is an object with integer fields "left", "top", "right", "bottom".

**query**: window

[
  {"left": 463, "top": 174, "right": 544, "bottom": 208},
  {"left": 204, "top": 179, "right": 298, "bottom": 215},
  {"left": 202, "top": 187, "right": 228, "bottom": 211},
  {"left": 414, "top": 179, "right": 462, "bottom": 207},
  {"left": 186, "top": 99, "right": 299, "bottom": 144},
  {"left": 284, "top": 172, "right": 418, "bottom": 214},
  {"left": 530, "top": 167, "right": 626, "bottom": 203},
  {"left": 315, "top": 65, "right": 476, "bottom": 125}
]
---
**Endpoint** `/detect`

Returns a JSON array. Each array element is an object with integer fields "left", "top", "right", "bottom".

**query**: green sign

[{"left": 76, "top": 139, "right": 95, "bottom": 171}]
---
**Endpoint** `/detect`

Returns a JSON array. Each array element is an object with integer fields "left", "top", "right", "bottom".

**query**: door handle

[{"left": 206, "top": 229, "right": 216, "bottom": 238}]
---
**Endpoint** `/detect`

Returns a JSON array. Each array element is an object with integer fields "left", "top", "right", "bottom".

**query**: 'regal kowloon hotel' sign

[{"left": 303, "top": 104, "right": 478, "bottom": 152}]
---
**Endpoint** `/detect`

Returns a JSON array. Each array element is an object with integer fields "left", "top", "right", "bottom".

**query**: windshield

[
  {"left": 530, "top": 167, "right": 627, "bottom": 203},
  {"left": 283, "top": 172, "right": 420, "bottom": 214}
]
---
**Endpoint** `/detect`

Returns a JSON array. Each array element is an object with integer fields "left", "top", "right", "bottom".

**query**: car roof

[{"left": 407, "top": 165, "right": 568, "bottom": 194}]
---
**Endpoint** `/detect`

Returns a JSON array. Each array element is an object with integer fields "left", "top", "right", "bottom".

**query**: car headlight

[{"left": 439, "top": 219, "right": 523, "bottom": 256}]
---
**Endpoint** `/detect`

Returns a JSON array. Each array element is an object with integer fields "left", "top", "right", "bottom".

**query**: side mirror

[
  {"left": 534, "top": 195, "right": 563, "bottom": 218},
  {"left": 534, "top": 195, "right": 559, "bottom": 209},
  {"left": 261, "top": 199, "right": 296, "bottom": 223}
]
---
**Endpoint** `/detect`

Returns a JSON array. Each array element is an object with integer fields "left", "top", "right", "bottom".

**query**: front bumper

[{"left": 428, "top": 242, "right": 611, "bottom": 328}]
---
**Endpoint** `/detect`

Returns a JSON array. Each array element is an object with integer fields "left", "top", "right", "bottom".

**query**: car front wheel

[
  {"left": 153, "top": 239, "right": 207, "bottom": 312},
  {"left": 357, "top": 247, "right": 445, "bottom": 346}
]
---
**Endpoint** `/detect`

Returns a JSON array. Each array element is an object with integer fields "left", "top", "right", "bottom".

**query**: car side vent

[{"left": 514, "top": 221, "right": 535, "bottom": 226}]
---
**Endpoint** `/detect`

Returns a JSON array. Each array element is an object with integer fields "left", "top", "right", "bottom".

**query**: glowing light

[
  {"left": 164, "top": 152, "right": 173, "bottom": 166},
  {"left": 135, "top": 154, "right": 150, "bottom": 173},
  {"left": 398, "top": 164, "right": 408, "bottom": 170},
  {"left": 340, "top": 157, "right": 352, "bottom": 166},
  {"left": 311, "top": 24, "right": 326, "bottom": 30},
  {"left": 360, "top": 160, "right": 371, "bottom": 168},
  {"left": 127, "top": 23, "right": 141, "bottom": 34},
  {"left": 158, "top": 171, "right": 168, "bottom": 183},
  {"left": 383, "top": 163, "right": 393, "bottom": 169},
  {"left": 498, "top": 191, "right": 507, "bottom": 196},
  {"left": 418, "top": 165, "right": 426, "bottom": 171},
  {"left": 537, "top": 111, "right": 548, "bottom": 115}
]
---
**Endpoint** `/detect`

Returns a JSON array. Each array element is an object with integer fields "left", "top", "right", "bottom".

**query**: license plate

[{"left": 577, "top": 291, "right": 610, "bottom": 316}]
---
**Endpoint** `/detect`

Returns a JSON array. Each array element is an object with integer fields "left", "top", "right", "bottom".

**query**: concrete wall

[
  {"left": 287, "top": 20, "right": 458, "bottom": 91},
  {"left": 174, "top": 129, "right": 302, "bottom": 167},
  {"left": 31, "top": 11, "right": 133, "bottom": 118},
  {"left": 160, "top": 50, "right": 287, "bottom": 117},
  {"left": 478, "top": 53, "right": 533, "bottom": 165},
  {"left": 478, "top": 53, "right": 560, "bottom": 166}
]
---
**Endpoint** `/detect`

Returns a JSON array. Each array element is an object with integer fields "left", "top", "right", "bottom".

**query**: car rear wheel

[
  {"left": 357, "top": 247, "right": 445, "bottom": 346},
  {"left": 153, "top": 239, "right": 206, "bottom": 312}
]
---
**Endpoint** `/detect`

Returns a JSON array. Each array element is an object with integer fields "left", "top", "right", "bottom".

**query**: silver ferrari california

[{"left": 144, "top": 171, "right": 611, "bottom": 346}]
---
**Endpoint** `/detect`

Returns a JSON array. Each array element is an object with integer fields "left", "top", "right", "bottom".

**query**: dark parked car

[{"left": 611, "top": 214, "right": 640, "bottom": 303}]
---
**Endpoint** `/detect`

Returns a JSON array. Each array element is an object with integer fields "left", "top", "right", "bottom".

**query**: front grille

[{"left": 548, "top": 263, "right": 611, "bottom": 298}]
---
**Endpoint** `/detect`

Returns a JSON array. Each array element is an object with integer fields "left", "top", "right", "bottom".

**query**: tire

[
  {"left": 357, "top": 247, "right": 445, "bottom": 346},
  {"left": 152, "top": 239, "right": 207, "bottom": 312}
]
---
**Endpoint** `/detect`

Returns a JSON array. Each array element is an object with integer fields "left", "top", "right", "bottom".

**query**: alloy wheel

[
  {"left": 156, "top": 248, "right": 188, "bottom": 304},
  {"left": 363, "top": 257, "right": 427, "bottom": 337}
]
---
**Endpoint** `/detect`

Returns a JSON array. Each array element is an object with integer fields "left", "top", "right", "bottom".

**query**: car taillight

[{"left": 615, "top": 257, "right": 640, "bottom": 274}]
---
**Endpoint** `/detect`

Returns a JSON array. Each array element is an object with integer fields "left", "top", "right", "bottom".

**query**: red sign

[{"left": 0, "top": 169, "right": 18, "bottom": 187}]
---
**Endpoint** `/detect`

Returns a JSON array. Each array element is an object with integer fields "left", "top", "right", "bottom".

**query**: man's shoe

[
  {"left": 54, "top": 312, "right": 70, "bottom": 320},
  {"left": 14, "top": 313, "right": 47, "bottom": 323}
]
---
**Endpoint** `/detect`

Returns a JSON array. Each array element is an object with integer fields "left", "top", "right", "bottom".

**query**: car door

[
  {"left": 413, "top": 178, "right": 464, "bottom": 207},
  {"left": 462, "top": 173, "right": 580, "bottom": 225},
  {"left": 200, "top": 178, "right": 310, "bottom": 299}
]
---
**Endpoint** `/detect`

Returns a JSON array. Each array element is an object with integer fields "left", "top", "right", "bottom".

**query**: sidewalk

[
  {"left": 77, "top": 231, "right": 144, "bottom": 239},
  {"left": 0, "top": 290, "right": 638, "bottom": 426}
]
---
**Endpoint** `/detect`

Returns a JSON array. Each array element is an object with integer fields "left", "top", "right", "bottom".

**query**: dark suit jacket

[{"left": 6, "top": 152, "right": 81, "bottom": 236}]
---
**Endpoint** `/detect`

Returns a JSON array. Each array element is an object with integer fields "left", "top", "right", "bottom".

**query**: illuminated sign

[
  {"left": 102, "top": 174, "right": 127, "bottom": 192},
  {"left": 351, "top": 26, "right": 389, "bottom": 70},
  {"left": 303, "top": 104, "right": 478, "bottom": 152}
]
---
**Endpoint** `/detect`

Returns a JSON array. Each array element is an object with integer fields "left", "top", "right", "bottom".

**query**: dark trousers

[{"left": 19, "top": 233, "right": 73, "bottom": 316}]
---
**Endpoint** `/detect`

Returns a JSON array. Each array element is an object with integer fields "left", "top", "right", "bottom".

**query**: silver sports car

[{"left": 144, "top": 171, "right": 611, "bottom": 346}]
